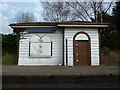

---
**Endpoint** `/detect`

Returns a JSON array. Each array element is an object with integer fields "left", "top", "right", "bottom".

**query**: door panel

[{"left": 74, "top": 40, "right": 89, "bottom": 66}]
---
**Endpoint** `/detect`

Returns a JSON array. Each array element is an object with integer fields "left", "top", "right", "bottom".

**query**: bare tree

[
  {"left": 41, "top": 2, "right": 74, "bottom": 22},
  {"left": 13, "top": 11, "right": 36, "bottom": 44},
  {"left": 41, "top": 1, "right": 114, "bottom": 22},
  {"left": 67, "top": 1, "right": 114, "bottom": 22},
  {"left": 14, "top": 11, "right": 36, "bottom": 23}
]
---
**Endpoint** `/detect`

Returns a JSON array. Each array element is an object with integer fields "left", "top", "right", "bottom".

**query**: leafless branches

[
  {"left": 14, "top": 11, "right": 36, "bottom": 23},
  {"left": 41, "top": 1, "right": 114, "bottom": 22},
  {"left": 68, "top": 1, "right": 114, "bottom": 22},
  {"left": 41, "top": 2, "right": 72, "bottom": 22}
]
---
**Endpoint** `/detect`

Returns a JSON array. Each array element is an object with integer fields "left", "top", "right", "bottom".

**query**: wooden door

[{"left": 74, "top": 40, "right": 90, "bottom": 66}]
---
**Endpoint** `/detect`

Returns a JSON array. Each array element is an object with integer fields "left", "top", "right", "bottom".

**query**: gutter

[
  {"left": 10, "top": 26, "right": 57, "bottom": 28},
  {"left": 57, "top": 24, "right": 108, "bottom": 28}
]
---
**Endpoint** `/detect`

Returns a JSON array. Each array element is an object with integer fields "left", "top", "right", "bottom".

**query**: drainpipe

[{"left": 66, "top": 39, "right": 68, "bottom": 67}]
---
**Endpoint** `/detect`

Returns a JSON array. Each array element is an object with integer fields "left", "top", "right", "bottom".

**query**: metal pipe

[{"left": 66, "top": 39, "right": 68, "bottom": 67}]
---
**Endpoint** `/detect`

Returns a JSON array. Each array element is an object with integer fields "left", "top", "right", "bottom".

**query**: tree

[
  {"left": 41, "top": 2, "right": 74, "bottom": 22},
  {"left": 100, "top": 12, "right": 114, "bottom": 48},
  {"left": 13, "top": 11, "right": 36, "bottom": 42},
  {"left": 67, "top": 1, "right": 114, "bottom": 22},
  {"left": 2, "top": 34, "right": 17, "bottom": 56},
  {"left": 113, "top": 1, "right": 120, "bottom": 33},
  {"left": 112, "top": 1, "right": 120, "bottom": 49},
  {"left": 14, "top": 11, "right": 36, "bottom": 23},
  {"left": 101, "top": 2, "right": 120, "bottom": 50},
  {"left": 41, "top": 1, "right": 114, "bottom": 22},
  {"left": 2, "top": 34, "right": 17, "bottom": 64},
  {"left": 6, "top": 11, "right": 36, "bottom": 64}
]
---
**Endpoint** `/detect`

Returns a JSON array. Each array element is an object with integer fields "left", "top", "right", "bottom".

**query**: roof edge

[
  {"left": 57, "top": 24, "right": 108, "bottom": 28},
  {"left": 9, "top": 22, "right": 109, "bottom": 28}
]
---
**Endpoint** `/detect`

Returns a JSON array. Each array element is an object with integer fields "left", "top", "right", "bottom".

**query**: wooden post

[{"left": 17, "top": 40, "right": 19, "bottom": 65}]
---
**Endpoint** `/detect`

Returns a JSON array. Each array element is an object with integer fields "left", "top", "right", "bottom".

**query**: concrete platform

[
  {"left": 2, "top": 65, "right": 120, "bottom": 76},
  {"left": 2, "top": 65, "right": 120, "bottom": 89}
]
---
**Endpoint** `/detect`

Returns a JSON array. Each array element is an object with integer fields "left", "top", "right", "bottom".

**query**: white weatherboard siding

[
  {"left": 18, "top": 30, "right": 63, "bottom": 66},
  {"left": 64, "top": 28, "right": 99, "bottom": 66}
]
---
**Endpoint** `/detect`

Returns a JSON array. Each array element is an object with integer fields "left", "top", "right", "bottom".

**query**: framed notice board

[{"left": 30, "top": 42, "right": 52, "bottom": 57}]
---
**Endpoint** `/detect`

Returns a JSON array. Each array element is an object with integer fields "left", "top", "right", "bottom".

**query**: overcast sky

[
  {"left": 0, "top": 1, "right": 43, "bottom": 34},
  {"left": 0, "top": 0, "right": 115, "bottom": 34}
]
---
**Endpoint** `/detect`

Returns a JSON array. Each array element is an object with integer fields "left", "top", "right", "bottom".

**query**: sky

[
  {"left": 0, "top": 1, "right": 43, "bottom": 34},
  {"left": 0, "top": 0, "right": 116, "bottom": 34}
]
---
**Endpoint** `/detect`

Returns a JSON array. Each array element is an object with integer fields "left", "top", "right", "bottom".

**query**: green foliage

[
  {"left": 2, "top": 34, "right": 17, "bottom": 56},
  {"left": 2, "top": 61, "right": 15, "bottom": 65},
  {"left": 101, "top": 50, "right": 120, "bottom": 66},
  {"left": 100, "top": 2, "right": 120, "bottom": 50},
  {"left": 2, "top": 53, "right": 17, "bottom": 65},
  {"left": 97, "top": 11, "right": 113, "bottom": 23},
  {"left": 109, "top": 31, "right": 120, "bottom": 49},
  {"left": 101, "top": 10, "right": 120, "bottom": 49},
  {"left": 109, "top": 50, "right": 119, "bottom": 64},
  {"left": 106, "top": 1, "right": 120, "bottom": 50},
  {"left": 113, "top": 2, "right": 120, "bottom": 33},
  {"left": 13, "top": 28, "right": 24, "bottom": 43},
  {"left": 101, "top": 47, "right": 110, "bottom": 55},
  {"left": 2, "top": 34, "right": 17, "bottom": 65}
]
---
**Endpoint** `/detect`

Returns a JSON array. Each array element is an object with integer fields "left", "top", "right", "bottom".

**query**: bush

[
  {"left": 2, "top": 61, "right": 15, "bottom": 65},
  {"left": 2, "top": 34, "right": 17, "bottom": 65},
  {"left": 101, "top": 47, "right": 110, "bottom": 55},
  {"left": 101, "top": 50, "right": 120, "bottom": 66},
  {"left": 2, "top": 34, "right": 17, "bottom": 56},
  {"left": 2, "top": 54, "right": 17, "bottom": 65}
]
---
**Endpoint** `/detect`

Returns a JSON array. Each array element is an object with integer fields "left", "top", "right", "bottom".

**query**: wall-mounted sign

[
  {"left": 30, "top": 42, "right": 51, "bottom": 57},
  {"left": 30, "top": 35, "right": 52, "bottom": 57}
]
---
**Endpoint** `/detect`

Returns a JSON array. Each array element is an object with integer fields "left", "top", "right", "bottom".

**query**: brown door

[{"left": 74, "top": 40, "right": 90, "bottom": 66}]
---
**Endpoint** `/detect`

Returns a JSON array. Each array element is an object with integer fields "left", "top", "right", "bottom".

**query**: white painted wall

[
  {"left": 19, "top": 28, "right": 99, "bottom": 66},
  {"left": 18, "top": 29, "right": 63, "bottom": 66},
  {"left": 64, "top": 28, "right": 99, "bottom": 66}
]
